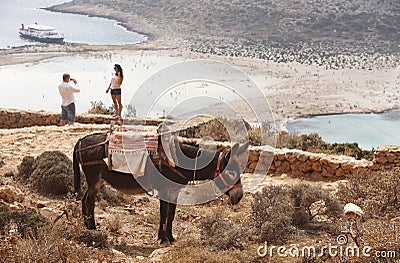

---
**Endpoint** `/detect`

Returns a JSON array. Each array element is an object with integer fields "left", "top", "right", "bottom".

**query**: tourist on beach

[
  {"left": 106, "top": 64, "right": 124, "bottom": 118},
  {"left": 58, "top": 73, "right": 80, "bottom": 126}
]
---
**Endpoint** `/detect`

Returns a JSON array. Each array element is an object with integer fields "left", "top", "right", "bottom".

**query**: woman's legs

[
  {"left": 116, "top": 95, "right": 123, "bottom": 117},
  {"left": 111, "top": 94, "right": 119, "bottom": 116},
  {"left": 111, "top": 94, "right": 122, "bottom": 117}
]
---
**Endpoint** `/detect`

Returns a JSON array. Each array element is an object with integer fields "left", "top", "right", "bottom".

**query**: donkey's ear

[{"left": 238, "top": 141, "right": 249, "bottom": 155}]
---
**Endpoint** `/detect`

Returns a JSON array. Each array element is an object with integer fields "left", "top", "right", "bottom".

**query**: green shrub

[
  {"left": 97, "top": 184, "right": 126, "bottom": 206},
  {"left": 183, "top": 117, "right": 251, "bottom": 142},
  {"left": 275, "top": 131, "right": 374, "bottom": 160},
  {"left": 17, "top": 156, "right": 35, "bottom": 181},
  {"left": 0, "top": 205, "right": 48, "bottom": 238},
  {"left": 29, "top": 151, "right": 73, "bottom": 196}
]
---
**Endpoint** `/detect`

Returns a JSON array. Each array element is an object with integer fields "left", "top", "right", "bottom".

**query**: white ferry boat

[{"left": 19, "top": 23, "right": 64, "bottom": 43}]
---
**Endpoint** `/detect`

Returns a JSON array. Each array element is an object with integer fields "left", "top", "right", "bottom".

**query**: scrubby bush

[
  {"left": 291, "top": 184, "right": 341, "bottom": 228},
  {"left": 0, "top": 226, "right": 110, "bottom": 262},
  {"left": 275, "top": 131, "right": 374, "bottom": 160},
  {"left": 337, "top": 168, "right": 400, "bottom": 219},
  {"left": 17, "top": 156, "right": 35, "bottom": 181},
  {"left": 124, "top": 104, "right": 137, "bottom": 117},
  {"left": 80, "top": 230, "right": 109, "bottom": 249},
  {"left": 97, "top": 184, "right": 126, "bottom": 206},
  {"left": 0, "top": 205, "right": 48, "bottom": 238},
  {"left": 200, "top": 213, "right": 245, "bottom": 250},
  {"left": 87, "top": 101, "right": 114, "bottom": 115},
  {"left": 252, "top": 185, "right": 296, "bottom": 244},
  {"left": 252, "top": 184, "right": 341, "bottom": 243},
  {"left": 29, "top": 151, "right": 73, "bottom": 196},
  {"left": 248, "top": 121, "right": 277, "bottom": 146},
  {"left": 182, "top": 118, "right": 373, "bottom": 160},
  {"left": 358, "top": 219, "right": 400, "bottom": 258}
]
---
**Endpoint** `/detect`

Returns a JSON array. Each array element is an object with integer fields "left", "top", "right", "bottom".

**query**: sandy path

[{"left": 0, "top": 124, "right": 110, "bottom": 174}]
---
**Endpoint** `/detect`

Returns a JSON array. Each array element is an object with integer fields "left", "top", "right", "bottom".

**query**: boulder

[
  {"left": 344, "top": 203, "right": 363, "bottom": 218},
  {"left": 0, "top": 185, "right": 24, "bottom": 203}
]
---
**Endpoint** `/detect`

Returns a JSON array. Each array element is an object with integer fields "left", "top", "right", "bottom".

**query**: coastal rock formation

[{"left": 51, "top": 0, "right": 400, "bottom": 70}]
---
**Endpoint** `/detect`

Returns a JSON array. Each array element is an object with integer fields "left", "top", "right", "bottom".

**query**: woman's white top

[{"left": 110, "top": 75, "right": 122, "bottom": 90}]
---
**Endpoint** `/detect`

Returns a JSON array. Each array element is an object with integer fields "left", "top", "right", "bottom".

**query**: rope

[{"left": 191, "top": 149, "right": 201, "bottom": 184}]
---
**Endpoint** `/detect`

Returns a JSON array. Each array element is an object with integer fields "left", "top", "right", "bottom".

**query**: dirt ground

[{"left": 0, "top": 123, "right": 343, "bottom": 262}]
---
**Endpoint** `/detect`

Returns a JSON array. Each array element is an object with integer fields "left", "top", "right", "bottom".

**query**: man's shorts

[{"left": 61, "top": 103, "right": 76, "bottom": 123}]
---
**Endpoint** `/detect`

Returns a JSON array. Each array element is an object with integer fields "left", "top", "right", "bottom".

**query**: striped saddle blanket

[{"left": 106, "top": 130, "right": 159, "bottom": 175}]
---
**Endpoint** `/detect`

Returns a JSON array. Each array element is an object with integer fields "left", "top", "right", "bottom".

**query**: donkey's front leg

[
  {"left": 158, "top": 200, "right": 169, "bottom": 244},
  {"left": 165, "top": 202, "right": 177, "bottom": 243}
]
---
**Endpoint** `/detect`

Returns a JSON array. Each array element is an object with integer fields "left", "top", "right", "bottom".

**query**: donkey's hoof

[
  {"left": 160, "top": 239, "right": 170, "bottom": 246},
  {"left": 167, "top": 236, "right": 175, "bottom": 243}
]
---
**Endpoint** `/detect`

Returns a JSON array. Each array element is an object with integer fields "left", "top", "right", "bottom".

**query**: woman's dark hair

[{"left": 114, "top": 64, "right": 123, "bottom": 77}]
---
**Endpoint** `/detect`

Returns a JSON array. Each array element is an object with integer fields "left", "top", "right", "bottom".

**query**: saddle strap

[{"left": 77, "top": 140, "right": 107, "bottom": 167}]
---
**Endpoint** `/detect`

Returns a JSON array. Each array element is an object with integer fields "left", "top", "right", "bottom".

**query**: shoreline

[
  {"left": 1, "top": 47, "right": 399, "bottom": 129},
  {"left": 281, "top": 105, "right": 400, "bottom": 130},
  {"left": 1, "top": 3, "right": 399, "bottom": 129},
  {"left": 41, "top": 6, "right": 154, "bottom": 42}
]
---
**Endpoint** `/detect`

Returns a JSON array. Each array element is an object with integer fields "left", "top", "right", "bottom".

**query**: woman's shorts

[{"left": 111, "top": 88, "right": 121, "bottom": 95}]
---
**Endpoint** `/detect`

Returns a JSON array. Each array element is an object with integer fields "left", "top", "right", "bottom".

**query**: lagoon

[
  {"left": 285, "top": 110, "right": 400, "bottom": 150},
  {"left": 0, "top": 52, "right": 279, "bottom": 120}
]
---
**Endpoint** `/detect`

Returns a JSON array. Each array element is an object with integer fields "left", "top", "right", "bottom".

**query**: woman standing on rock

[{"left": 106, "top": 64, "right": 124, "bottom": 118}]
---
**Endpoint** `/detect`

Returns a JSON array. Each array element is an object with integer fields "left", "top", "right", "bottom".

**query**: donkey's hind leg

[{"left": 82, "top": 166, "right": 103, "bottom": 229}]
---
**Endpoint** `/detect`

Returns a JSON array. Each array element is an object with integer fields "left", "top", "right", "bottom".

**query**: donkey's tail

[{"left": 73, "top": 140, "right": 82, "bottom": 198}]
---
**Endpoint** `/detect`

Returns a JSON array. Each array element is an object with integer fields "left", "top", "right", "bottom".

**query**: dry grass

[
  {"left": 105, "top": 216, "right": 122, "bottom": 233},
  {"left": 337, "top": 168, "right": 400, "bottom": 219},
  {"left": 0, "top": 223, "right": 110, "bottom": 262}
]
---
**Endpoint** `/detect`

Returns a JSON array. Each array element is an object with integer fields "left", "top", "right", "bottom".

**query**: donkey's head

[{"left": 216, "top": 142, "right": 249, "bottom": 205}]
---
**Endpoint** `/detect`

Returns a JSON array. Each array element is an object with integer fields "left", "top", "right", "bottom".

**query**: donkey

[{"left": 73, "top": 132, "right": 248, "bottom": 244}]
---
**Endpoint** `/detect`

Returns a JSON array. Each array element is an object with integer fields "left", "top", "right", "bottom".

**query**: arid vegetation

[
  {"left": 1, "top": 147, "right": 399, "bottom": 261},
  {"left": 185, "top": 117, "right": 374, "bottom": 160}
]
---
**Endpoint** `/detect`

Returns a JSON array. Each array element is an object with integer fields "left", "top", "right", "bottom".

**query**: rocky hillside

[{"left": 55, "top": 0, "right": 400, "bottom": 56}]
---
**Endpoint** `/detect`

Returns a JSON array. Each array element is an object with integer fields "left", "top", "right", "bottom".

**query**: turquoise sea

[{"left": 286, "top": 110, "right": 400, "bottom": 150}]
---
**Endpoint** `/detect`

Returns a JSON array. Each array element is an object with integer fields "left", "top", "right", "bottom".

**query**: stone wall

[
  {"left": 372, "top": 146, "right": 400, "bottom": 168},
  {"left": 246, "top": 146, "right": 399, "bottom": 179},
  {"left": 181, "top": 138, "right": 400, "bottom": 179},
  {"left": 0, "top": 108, "right": 164, "bottom": 129},
  {"left": 2, "top": 108, "right": 398, "bottom": 179}
]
